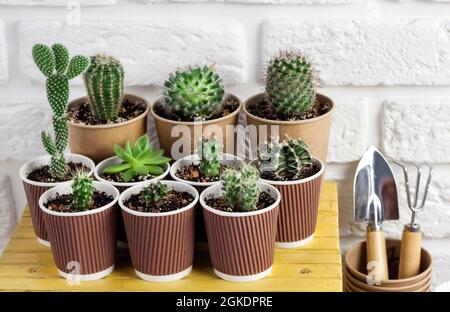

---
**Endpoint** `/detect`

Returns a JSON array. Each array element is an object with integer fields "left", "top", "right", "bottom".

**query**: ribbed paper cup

[
  {"left": 95, "top": 157, "right": 170, "bottom": 248},
  {"left": 200, "top": 182, "right": 280, "bottom": 282},
  {"left": 19, "top": 154, "right": 95, "bottom": 247},
  {"left": 119, "top": 180, "right": 198, "bottom": 282},
  {"left": 39, "top": 181, "right": 118, "bottom": 281},
  {"left": 260, "top": 157, "right": 324, "bottom": 248}
]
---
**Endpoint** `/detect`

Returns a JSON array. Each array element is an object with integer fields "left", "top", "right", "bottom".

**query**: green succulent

[
  {"left": 197, "top": 137, "right": 222, "bottom": 178},
  {"left": 141, "top": 182, "right": 169, "bottom": 205},
  {"left": 221, "top": 165, "right": 260, "bottom": 212},
  {"left": 103, "top": 134, "right": 171, "bottom": 182},
  {"left": 72, "top": 170, "right": 93, "bottom": 211}
]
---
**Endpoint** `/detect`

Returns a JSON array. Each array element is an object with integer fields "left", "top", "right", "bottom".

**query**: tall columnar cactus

[
  {"left": 163, "top": 65, "right": 225, "bottom": 120},
  {"left": 84, "top": 54, "right": 124, "bottom": 122},
  {"left": 265, "top": 52, "right": 317, "bottom": 115},
  {"left": 72, "top": 171, "right": 93, "bottom": 211},
  {"left": 259, "top": 138, "right": 313, "bottom": 181},
  {"left": 32, "top": 43, "right": 89, "bottom": 178},
  {"left": 198, "top": 137, "right": 222, "bottom": 178},
  {"left": 221, "top": 165, "right": 260, "bottom": 212}
]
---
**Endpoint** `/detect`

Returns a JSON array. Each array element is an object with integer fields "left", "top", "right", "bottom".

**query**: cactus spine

[
  {"left": 72, "top": 171, "right": 93, "bottom": 211},
  {"left": 84, "top": 54, "right": 124, "bottom": 122},
  {"left": 266, "top": 52, "right": 316, "bottom": 115},
  {"left": 198, "top": 137, "right": 222, "bottom": 178},
  {"left": 221, "top": 165, "right": 260, "bottom": 212},
  {"left": 141, "top": 182, "right": 169, "bottom": 205},
  {"left": 163, "top": 65, "right": 225, "bottom": 120},
  {"left": 32, "top": 43, "right": 89, "bottom": 178}
]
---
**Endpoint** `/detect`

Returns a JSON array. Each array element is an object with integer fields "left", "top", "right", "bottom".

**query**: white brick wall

[
  {"left": 0, "top": 0, "right": 116, "bottom": 5},
  {"left": 0, "top": 20, "right": 8, "bottom": 85},
  {"left": 132, "top": 0, "right": 355, "bottom": 3}
]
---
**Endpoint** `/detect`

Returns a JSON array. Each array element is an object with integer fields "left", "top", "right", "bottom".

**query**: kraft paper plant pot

[
  {"left": 150, "top": 94, "right": 242, "bottom": 160},
  {"left": 19, "top": 154, "right": 95, "bottom": 247},
  {"left": 38, "top": 181, "right": 119, "bottom": 281},
  {"left": 260, "top": 157, "right": 324, "bottom": 248},
  {"left": 68, "top": 94, "right": 150, "bottom": 164},
  {"left": 200, "top": 182, "right": 280, "bottom": 282},
  {"left": 344, "top": 239, "right": 432, "bottom": 292},
  {"left": 243, "top": 93, "right": 334, "bottom": 164},
  {"left": 170, "top": 153, "right": 245, "bottom": 251},
  {"left": 95, "top": 157, "right": 170, "bottom": 248},
  {"left": 119, "top": 180, "right": 198, "bottom": 282}
]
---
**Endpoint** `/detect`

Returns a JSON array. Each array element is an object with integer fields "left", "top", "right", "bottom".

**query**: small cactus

[
  {"left": 72, "top": 171, "right": 93, "bottom": 211},
  {"left": 265, "top": 51, "right": 316, "bottom": 116},
  {"left": 197, "top": 137, "right": 222, "bottom": 178},
  {"left": 258, "top": 138, "right": 313, "bottom": 181},
  {"left": 221, "top": 165, "right": 260, "bottom": 212},
  {"left": 32, "top": 43, "right": 89, "bottom": 178},
  {"left": 141, "top": 182, "right": 169, "bottom": 205},
  {"left": 163, "top": 65, "right": 225, "bottom": 120},
  {"left": 84, "top": 54, "right": 124, "bottom": 122}
]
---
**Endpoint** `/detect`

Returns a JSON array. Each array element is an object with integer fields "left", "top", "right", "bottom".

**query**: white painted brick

[
  {"left": 0, "top": 20, "right": 8, "bottom": 85},
  {"left": 0, "top": 175, "right": 15, "bottom": 239},
  {"left": 0, "top": 0, "right": 116, "bottom": 5},
  {"left": 383, "top": 97, "right": 450, "bottom": 163},
  {"left": 0, "top": 100, "right": 52, "bottom": 162},
  {"left": 132, "top": 0, "right": 354, "bottom": 3},
  {"left": 19, "top": 19, "right": 246, "bottom": 86},
  {"left": 263, "top": 18, "right": 450, "bottom": 86},
  {"left": 328, "top": 97, "right": 368, "bottom": 163}
]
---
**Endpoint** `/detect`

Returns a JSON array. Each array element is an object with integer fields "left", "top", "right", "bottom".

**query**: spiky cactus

[
  {"left": 198, "top": 137, "right": 222, "bottom": 178},
  {"left": 32, "top": 43, "right": 89, "bottom": 178},
  {"left": 265, "top": 52, "right": 316, "bottom": 115},
  {"left": 259, "top": 138, "right": 313, "bottom": 181},
  {"left": 222, "top": 165, "right": 260, "bottom": 212},
  {"left": 141, "top": 182, "right": 169, "bottom": 205},
  {"left": 84, "top": 54, "right": 124, "bottom": 122},
  {"left": 163, "top": 65, "right": 225, "bottom": 120},
  {"left": 72, "top": 171, "right": 93, "bottom": 211}
]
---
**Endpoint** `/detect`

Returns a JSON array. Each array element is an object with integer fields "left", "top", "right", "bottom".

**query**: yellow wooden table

[{"left": 0, "top": 181, "right": 342, "bottom": 292}]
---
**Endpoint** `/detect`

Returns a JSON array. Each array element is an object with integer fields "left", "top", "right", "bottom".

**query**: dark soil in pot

[
  {"left": 247, "top": 96, "right": 332, "bottom": 121},
  {"left": 259, "top": 159, "right": 321, "bottom": 182},
  {"left": 205, "top": 192, "right": 275, "bottom": 213},
  {"left": 99, "top": 171, "right": 157, "bottom": 183},
  {"left": 44, "top": 192, "right": 113, "bottom": 213},
  {"left": 124, "top": 190, "right": 194, "bottom": 213},
  {"left": 27, "top": 162, "right": 91, "bottom": 183},
  {"left": 176, "top": 164, "right": 231, "bottom": 183},
  {"left": 67, "top": 98, "right": 147, "bottom": 125},
  {"left": 153, "top": 96, "right": 240, "bottom": 122}
]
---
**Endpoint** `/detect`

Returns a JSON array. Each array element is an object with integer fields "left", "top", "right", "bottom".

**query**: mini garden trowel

[{"left": 354, "top": 146, "right": 399, "bottom": 282}]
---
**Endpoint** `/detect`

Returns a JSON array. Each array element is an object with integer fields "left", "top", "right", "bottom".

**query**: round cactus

[
  {"left": 84, "top": 54, "right": 124, "bottom": 122},
  {"left": 72, "top": 171, "right": 93, "bottom": 211},
  {"left": 163, "top": 65, "right": 225, "bottom": 120},
  {"left": 221, "top": 165, "right": 260, "bottom": 212},
  {"left": 265, "top": 52, "right": 317, "bottom": 115}
]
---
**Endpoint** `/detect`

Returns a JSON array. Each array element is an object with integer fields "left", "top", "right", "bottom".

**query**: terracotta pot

[
  {"left": 200, "top": 182, "right": 280, "bottom": 282},
  {"left": 344, "top": 239, "right": 432, "bottom": 292},
  {"left": 260, "top": 157, "right": 324, "bottom": 248},
  {"left": 243, "top": 93, "right": 334, "bottom": 164},
  {"left": 68, "top": 93, "right": 150, "bottom": 163},
  {"left": 119, "top": 180, "right": 198, "bottom": 282},
  {"left": 19, "top": 154, "right": 95, "bottom": 247},
  {"left": 94, "top": 157, "right": 170, "bottom": 248},
  {"left": 170, "top": 153, "right": 245, "bottom": 251},
  {"left": 39, "top": 181, "right": 119, "bottom": 281},
  {"left": 150, "top": 94, "right": 242, "bottom": 160}
]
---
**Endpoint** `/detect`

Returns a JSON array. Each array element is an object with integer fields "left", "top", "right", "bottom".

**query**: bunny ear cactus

[
  {"left": 84, "top": 54, "right": 124, "bottom": 122},
  {"left": 197, "top": 137, "right": 222, "bottom": 178},
  {"left": 163, "top": 65, "right": 225, "bottom": 120},
  {"left": 72, "top": 170, "right": 93, "bottom": 211},
  {"left": 32, "top": 43, "right": 89, "bottom": 178},
  {"left": 265, "top": 51, "right": 317, "bottom": 116},
  {"left": 221, "top": 165, "right": 260, "bottom": 212}
]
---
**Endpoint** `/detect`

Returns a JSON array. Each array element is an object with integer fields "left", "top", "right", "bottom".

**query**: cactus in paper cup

[
  {"left": 197, "top": 137, "right": 222, "bottom": 178},
  {"left": 72, "top": 170, "right": 94, "bottom": 211},
  {"left": 221, "top": 165, "right": 260, "bottom": 212}
]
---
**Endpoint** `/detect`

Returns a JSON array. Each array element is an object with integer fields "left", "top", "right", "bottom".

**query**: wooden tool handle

[
  {"left": 398, "top": 226, "right": 422, "bottom": 279},
  {"left": 366, "top": 230, "right": 389, "bottom": 282}
]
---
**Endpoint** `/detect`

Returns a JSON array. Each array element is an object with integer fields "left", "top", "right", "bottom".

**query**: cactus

[
  {"left": 197, "top": 137, "right": 222, "bottom": 178},
  {"left": 221, "top": 165, "right": 260, "bottom": 212},
  {"left": 163, "top": 65, "right": 225, "bottom": 120},
  {"left": 32, "top": 43, "right": 89, "bottom": 178},
  {"left": 265, "top": 51, "right": 316, "bottom": 116},
  {"left": 84, "top": 54, "right": 124, "bottom": 122},
  {"left": 258, "top": 138, "right": 313, "bottom": 181},
  {"left": 141, "top": 182, "right": 169, "bottom": 205},
  {"left": 72, "top": 170, "right": 93, "bottom": 211}
]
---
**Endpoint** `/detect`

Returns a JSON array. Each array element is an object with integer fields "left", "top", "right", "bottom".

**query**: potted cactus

[
  {"left": 151, "top": 65, "right": 242, "bottom": 160},
  {"left": 39, "top": 171, "right": 118, "bottom": 280},
  {"left": 67, "top": 54, "right": 150, "bottom": 163},
  {"left": 170, "top": 137, "right": 244, "bottom": 250},
  {"left": 118, "top": 181, "right": 198, "bottom": 282},
  {"left": 19, "top": 43, "right": 94, "bottom": 247},
  {"left": 94, "top": 134, "right": 171, "bottom": 247},
  {"left": 253, "top": 138, "right": 324, "bottom": 248},
  {"left": 199, "top": 166, "right": 280, "bottom": 282},
  {"left": 243, "top": 52, "right": 334, "bottom": 163}
]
